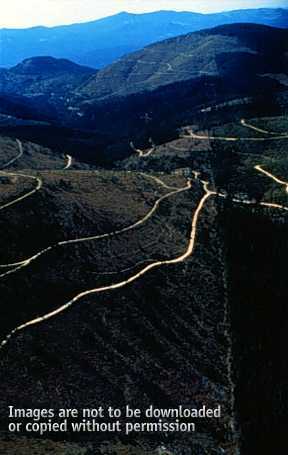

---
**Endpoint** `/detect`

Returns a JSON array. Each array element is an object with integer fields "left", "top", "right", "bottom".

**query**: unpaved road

[{"left": 0, "top": 177, "right": 210, "bottom": 349}]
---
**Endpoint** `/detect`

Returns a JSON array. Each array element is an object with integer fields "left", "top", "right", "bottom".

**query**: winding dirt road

[
  {"left": 0, "top": 178, "right": 212, "bottom": 349},
  {"left": 0, "top": 171, "right": 42, "bottom": 212},
  {"left": 218, "top": 187, "right": 288, "bottom": 212},
  {"left": 184, "top": 127, "right": 288, "bottom": 142},
  {"left": 182, "top": 120, "right": 288, "bottom": 209},
  {"left": 1, "top": 119, "right": 288, "bottom": 350},
  {"left": 130, "top": 140, "right": 155, "bottom": 157},
  {"left": 255, "top": 165, "right": 288, "bottom": 193},
  {"left": 0, "top": 140, "right": 43, "bottom": 212},
  {"left": 240, "top": 118, "right": 286, "bottom": 136},
  {"left": 1, "top": 139, "right": 23, "bottom": 169},
  {"left": 0, "top": 174, "right": 191, "bottom": 278}
]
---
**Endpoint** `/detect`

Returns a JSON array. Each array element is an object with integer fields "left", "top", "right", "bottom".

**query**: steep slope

[
  {"left": 1, "top": 114, "right": 288, "bottom": 453},
  {"left": 0, "top": 164, "right": 235, "bottom": 453},
  {"left": 78, "top": 23, "right": 288, "bottom": 101},
  {"left": 0, "top": 8, "right": 287, "bottom": 68}
]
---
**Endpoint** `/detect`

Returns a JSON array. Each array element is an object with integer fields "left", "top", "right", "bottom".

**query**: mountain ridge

[
  {"left": 1, "top": 8, "right": 287, "bottom": 68},
  {"left": 0, "top": 56, "right": 95, "bottom": 100},
  {"left": 2, "top": 8, "right": 287, "bottom": 31},
  {"left": 10, "top": 56, "right": 94, "bottom": 74},
  {"left": 76, "top": 23, "right": 288, "bottom": 101}
]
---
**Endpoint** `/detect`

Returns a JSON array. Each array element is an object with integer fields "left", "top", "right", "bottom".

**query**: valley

[{"left": 0, "top": 11, "right": 287, "bottom": 454}]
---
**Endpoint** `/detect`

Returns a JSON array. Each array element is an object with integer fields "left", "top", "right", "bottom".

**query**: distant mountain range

[
  {"left": 0, "top": 23, "right": 287, "bottom": 134},
  {"left": 0, "top": 8, "right": 288, "bottom": 69}
]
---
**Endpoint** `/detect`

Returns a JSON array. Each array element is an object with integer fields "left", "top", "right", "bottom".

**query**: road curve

[
  {"left": 1, "top": 139, "right": 23, "bottom": 169},
  {"left": 0, "top": 171, "right": 42, "bottom": 212},
  {"left": 1, "top": 124, "right": 288, "bottom": 350},
  {"left": 241, "top": 118, "right": 286, "bottom": 136},
  {"left": 184, "top": 121, "right": 288, "bottom": 209},
  {"left": 0, "top": 179, "right": 212, "bottom": 350},
  {"left": 218, "top": 192, "right": 288, "bottom": 212},
  {"left": 183, "top": 129, "right": 288, "bottom": 142},
  {"left": 217, "top": 165, "right": 288, "bottom": 212},
  {"left": 0, "top": 139, "right": 42, "bottom": 211},
  {"left": 130, "top": 140, "right": 155, "bottom": 157},
  {"left": 64, "top": 154, "right": 73, "bottom": 169},
  {"left": 260, "top": 201, "right": 288, "bottom": 211},
  {"left": 255, "top": 165, "right": 288, "bottom": 193},
  {"left": 0, "top": 175, "right": 191, "bottom": 279},
  {"left": 57, "top": 177, "right": 191, "bottom": 245}
]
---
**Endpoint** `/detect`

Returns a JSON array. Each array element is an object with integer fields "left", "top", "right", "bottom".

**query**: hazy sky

[{"left": 1, "top": 0, "right": 286, "bottom": 28}]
